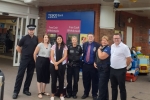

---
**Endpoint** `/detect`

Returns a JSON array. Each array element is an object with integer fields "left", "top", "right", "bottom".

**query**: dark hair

[
  {"left": 42, "top": 34, "right": 50, "bottom": 44},
  {"left": 56, "top": 35, "right": 65, "bottom": 48},
  {"left": 87, "top": 33, "right": 94, "bottom": 36},
  {"left": 81, "top": 37, "right": 84, "bottom": 40},
  {"left": 113, "top": 33, "right": 122, "bottom": 38}
]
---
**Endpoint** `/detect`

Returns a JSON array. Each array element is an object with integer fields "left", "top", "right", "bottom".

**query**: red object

[
  {"left": 46, "top": 20, "right": 81, "bottom": 43},
  {"left": 126, "top": 73, "right": 138, "bottom": 82},
  {"left": 140, "top": 66, "right": 147, "bottom": 70}
]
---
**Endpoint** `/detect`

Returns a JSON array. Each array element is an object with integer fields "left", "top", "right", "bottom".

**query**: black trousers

[
  {"left": 66, "top": 65, "right": 80, "bottom": 96},
  {"left": 97, "top": 66, "right": 110, "bottom": 100},
  {"left": 82, "top": 63, "right": 98, "bottom": 97},
  {"left": 13, "top": 58, "right": 35, "bottom": 93},
  {"left": 110, "top": 67, "right": 126, "bottom": 100},
  {"left": 50, "top": 63, "right": 66, "bottom": 94}
]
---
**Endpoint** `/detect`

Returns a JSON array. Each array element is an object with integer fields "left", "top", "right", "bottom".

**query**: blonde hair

[
  {"left": 102, "top": 36, "right": 109, "bottom": 41},
  {"left": 71, "top": 36, "right": 78, "bottom": 40}
]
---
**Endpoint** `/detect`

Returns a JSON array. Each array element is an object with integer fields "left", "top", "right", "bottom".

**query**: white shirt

[
  {"left": 50, "top": 44, "right": 68, "bottom": 65},
  {"left": 110, "top": 42, "right": 131, "bottom": 69}
]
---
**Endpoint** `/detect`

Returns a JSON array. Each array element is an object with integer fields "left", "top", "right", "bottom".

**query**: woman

[
  {"left": 33, "top": 34, "right": 51, "bottom": 99},
  {"left": 94, "top": 36, "right": 111, "bottom": 100},
  {"left": 50, "top": 35, "right": 68, "bottom": 100}
]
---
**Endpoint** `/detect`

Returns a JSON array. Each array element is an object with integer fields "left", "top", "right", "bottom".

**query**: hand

[
  {"left": 94, "top": 63, "right": 98, "bottom": 69},
  {"left": 55, "top": 65, "right": 58, "bottom": 70},
  {"left": 54, "top": 62, "right": 59, "bottom": 66},
  {"left": 99, "top": 46, "right": 103, "bottom": 50}
]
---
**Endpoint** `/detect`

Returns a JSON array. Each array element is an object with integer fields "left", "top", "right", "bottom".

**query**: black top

[
  {"left": 18, "top": 35, "right": 38, "bottom": 59},
  {"left": 68, "top": 44, "right": 82, "bottom": 63}
]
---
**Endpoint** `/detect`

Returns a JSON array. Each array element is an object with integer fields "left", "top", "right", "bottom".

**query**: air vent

[
  {"left": 136, "top": 10, "right": 144, "bottom": 13},
  {"left": 103, "top": 0, "right": 114, "bottom": 2}
]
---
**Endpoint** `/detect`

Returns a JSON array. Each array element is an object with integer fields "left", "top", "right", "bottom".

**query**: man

[
  {"left": 12, "top": 25, "right": 38, "bottom": 99},
  {"left": 66, "top": 36, "right": 82, "bottom": 99},
  {"left": 81, "top": 33, "right": 100, "bottom": 100},
  {"left": 110, "top": 33, "right": 132, "bottom": 100}
]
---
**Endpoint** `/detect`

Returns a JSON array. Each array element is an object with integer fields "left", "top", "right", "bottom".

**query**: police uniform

[
  {"left": 95, "top": 45, "right": 111, "bottom": 100},
  {"left": 13, "top": 25, "right": 38, "bottom": 99},
  {"left": 66, "top": 44, "right": 82, "bottom": 98}
]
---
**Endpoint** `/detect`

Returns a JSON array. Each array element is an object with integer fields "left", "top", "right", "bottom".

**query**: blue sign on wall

[{"left": 46, "top": 11, "right": 95, "bottom": 34}]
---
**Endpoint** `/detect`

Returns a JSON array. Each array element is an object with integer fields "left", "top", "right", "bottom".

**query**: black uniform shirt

[
  {"left": 68, "top": 44, "right": 82, "bottom": 63},
  {"left": 18, "top": 34, "right": 38, "bottom": 58}
]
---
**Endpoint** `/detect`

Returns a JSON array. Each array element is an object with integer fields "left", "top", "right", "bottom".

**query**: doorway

[
  {"left": 0, "top": 15, "right": 39, "bottom": 66},
  {"left": 0, "top": 15, "right": 17, "bottom": 59}
]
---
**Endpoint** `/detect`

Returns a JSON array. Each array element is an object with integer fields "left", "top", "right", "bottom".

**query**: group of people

[{"left": 12, "top": 24, "right": 132, "bottom": 100}]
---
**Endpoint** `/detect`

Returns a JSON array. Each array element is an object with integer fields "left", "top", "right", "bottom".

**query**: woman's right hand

[{"left": 55, "top": 65, "right": 58, "bottom": 70}]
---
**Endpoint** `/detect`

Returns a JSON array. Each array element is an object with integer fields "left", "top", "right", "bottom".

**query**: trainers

[
  {"left": 60, "top": 96, "right": 65, "bottom": 100},
  {"left": 50, "top": 97, "right": 54, "bottom": 100}
]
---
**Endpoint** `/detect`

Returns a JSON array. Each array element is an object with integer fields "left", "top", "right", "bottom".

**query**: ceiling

[{"left": 1, "top": 0, "right": 150, "bottom": 18}]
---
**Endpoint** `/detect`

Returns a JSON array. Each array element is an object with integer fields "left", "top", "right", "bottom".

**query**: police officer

[
  {"left": 12, "top": 25, "right": 38, "bottom": 99},
  {"left": 94, "top": 36, "right": 111, "bottom": 100},
  {"left": 66, "top": 36, "right": 82, "bottom": 99}
]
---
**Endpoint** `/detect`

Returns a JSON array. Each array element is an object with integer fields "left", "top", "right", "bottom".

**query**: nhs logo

[{"left": 48, "top": 14, "right": 63, "bottom": 19}]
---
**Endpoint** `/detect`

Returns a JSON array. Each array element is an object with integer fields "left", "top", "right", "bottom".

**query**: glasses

[{"left": 113, "top": 38, "right": 120, "bottom": 40}]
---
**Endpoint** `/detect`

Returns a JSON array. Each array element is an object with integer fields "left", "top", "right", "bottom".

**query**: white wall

[
  {"left": 0, "top": 2, "right": 39, "bottom": 18},
  {"left": 126, "top": 26, "right": 132, "bottom": 48},
  {"left": 100, "top": 6, "right": 115, "bottom": 29}
]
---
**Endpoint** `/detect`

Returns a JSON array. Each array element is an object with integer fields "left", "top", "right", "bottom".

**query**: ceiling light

[{"left": 130, "top": 0, "right": 137, "bottom": 2}]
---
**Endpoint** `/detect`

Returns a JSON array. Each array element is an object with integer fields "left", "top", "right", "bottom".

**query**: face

[
  {"left": 28, "top": 29, "right": 35, "bottom": 35},
  {"left": 83, "top": 37, "right": 86, "bottom": 42},
  {"left": 87, "top": 34, "right": 94, "bottom": 42},
  {"left": 57, "top": 36, "right": 62, "bottom": 44},
  {"left": 113, "top": 35, "right": 121, "bottom": 45},
  {"left": 101, "top": 38, "right": 109, "bottom": 46},
  {"left": 43, "top": 35, "right": 49, "bottom": 43},
  {"left": 132, "top": 47, "right": 136, "bottom": 51},
  {"left": 72, "top": 37, "right": 77, "bottom": 45}
]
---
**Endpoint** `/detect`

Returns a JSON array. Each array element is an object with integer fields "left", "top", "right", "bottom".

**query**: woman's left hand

[
  {"left": 54, "top": 62, "right": 59, "bottom": 66},
  {"left": 94, "top": 63, "right": 98, "bottom": 69}
]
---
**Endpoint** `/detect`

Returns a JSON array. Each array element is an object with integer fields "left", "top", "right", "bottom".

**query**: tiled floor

[{"left": 0, "top": 57, "right": 150, "bottom": 100}]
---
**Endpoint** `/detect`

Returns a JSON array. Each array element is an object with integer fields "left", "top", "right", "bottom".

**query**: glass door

[
  {"left": 13, "top": 16, "right": 39, "bottom": 66},
  {"left": 13, "top": 17, "right": 27, "bottom": 66}
]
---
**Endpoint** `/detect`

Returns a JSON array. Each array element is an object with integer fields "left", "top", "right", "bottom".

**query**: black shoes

[
  {"left": 66, "top": 94, "right": 77, "bottom": 99},
  {"left": 66, "top": 94, "right": 72, "bottom": 98},
  {"left": 81, "top": 94, "right": 88, "bottom": 99},
  {"left": 12, "top": 91, "right": 31, "bottom": 99},
  {"left": 93, "top": 96, "right": 97, "bottom": 100},
  {"left": 12, "top": 93, "right": 18, "bottom": 99},
  {"left": 23, "top": 91, "right": 31, "bottom": 96},
  {"left": 72, "top": 95, "right": 77, "bottom": 99}
]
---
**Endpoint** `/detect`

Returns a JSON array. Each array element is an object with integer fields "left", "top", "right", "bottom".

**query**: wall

[
  {"left": 99, "top": 11, "right": 150, "bottom": 55},
  {"left": 0, "top": 2, "right": 38, "bottom": 17},
  {"left": 100, "top": 28, "right": 114, "bottom": 45},
  {"left": 38, "top": 4, "right": 100, "bottom": 42},
  {"left": 115, "top": 11, "right": 150, "bottom": 55}
]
